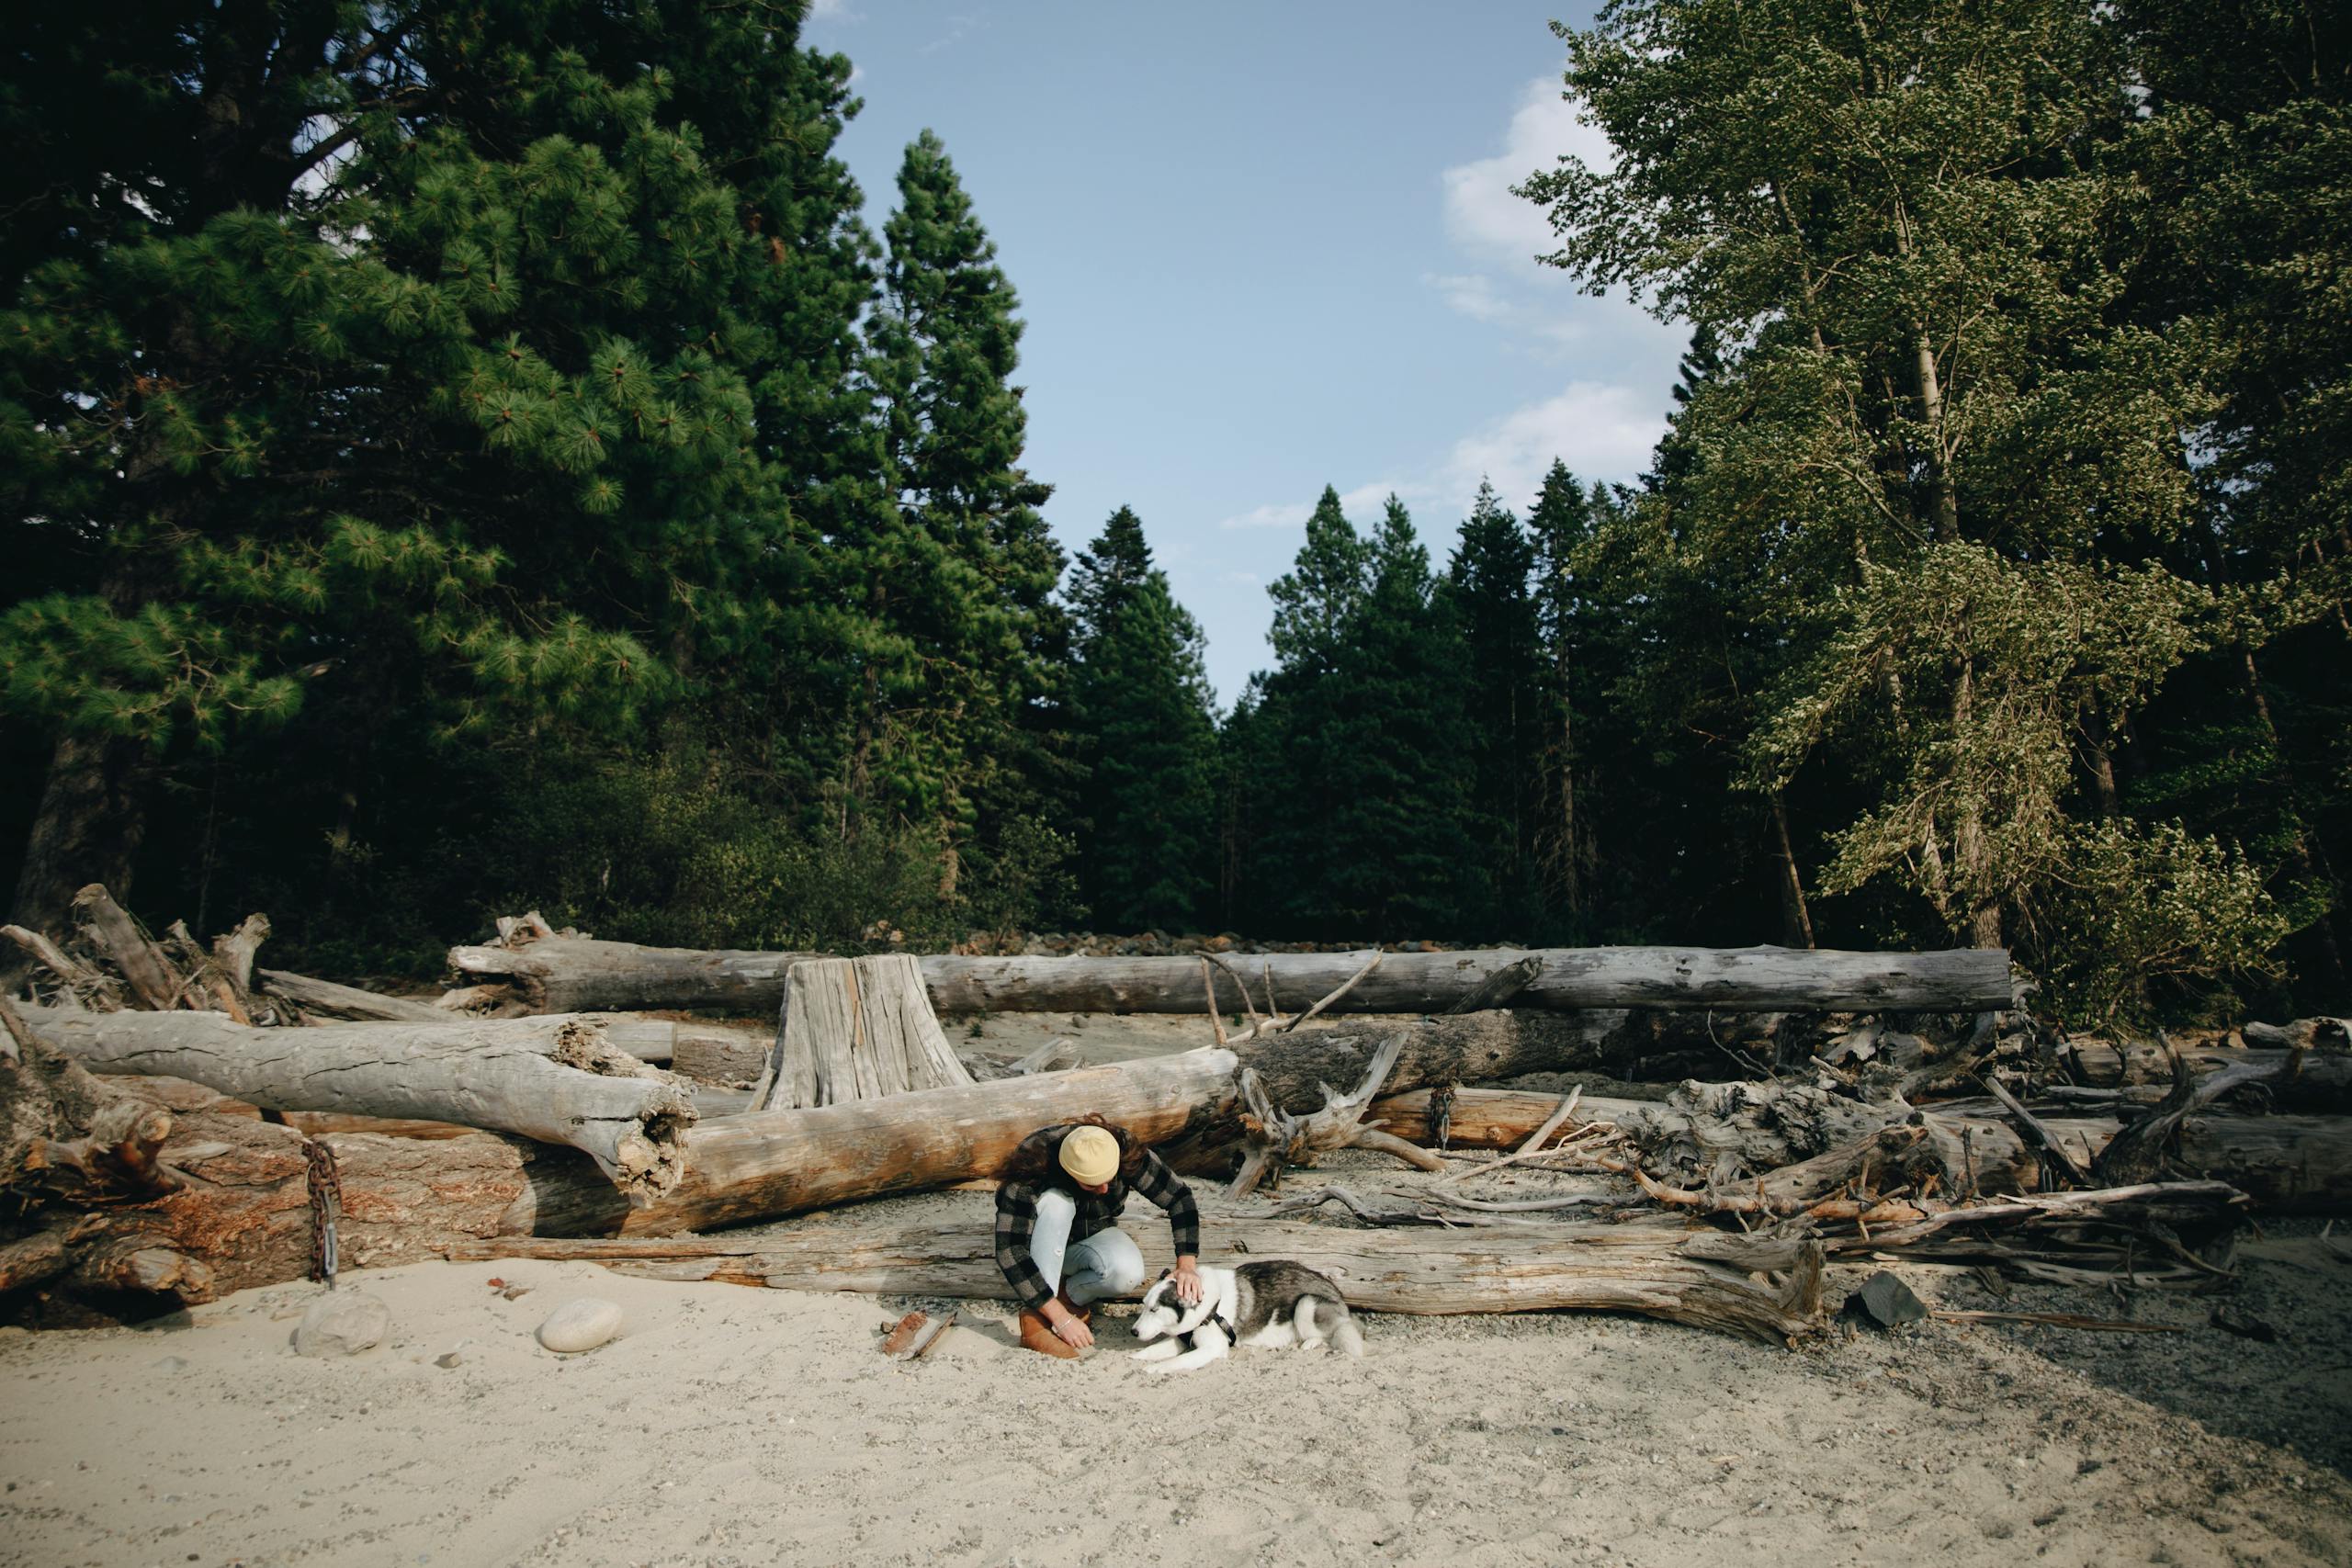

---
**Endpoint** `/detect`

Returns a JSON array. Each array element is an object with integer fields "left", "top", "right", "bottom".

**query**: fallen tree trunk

[
  {"left": 510, "top": 1047, "right": 1244, "bottom": 1237},
  {"left": 2059, "top": 1042, "right": 2352, "bottom": 1111},
  {"left": 4, "top": 997, "right": 562, "bottom": 1315},
  {"left": 1228, "top": 1011, "right": 1625, "bottom": 1111},
  {"left": 1367, "top": 1087, "right": 2352, "bottom": 1212},
  {"left": 255, "top": 969, "right": 447, "bottom": 1023},
  {"left": 447, "top": 935, "right": 827, "bottom": 1014},
  {"left": 451, "top": 1212, "right": 1827, "bottom": 1345},
  {"left": 448, "top": 931, "right": 2014, "bottom": 1016},
  {"left": 15, "top": 1006, "right": 694, "bottom": 1203}
]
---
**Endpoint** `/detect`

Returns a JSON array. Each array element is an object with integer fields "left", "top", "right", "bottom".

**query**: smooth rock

[
  {"left": 293, "top": 1292, "right": 390, "bottom": 1357},
  {"left": 537, "top": 1297, "right": 623, "bottom": 1354}
]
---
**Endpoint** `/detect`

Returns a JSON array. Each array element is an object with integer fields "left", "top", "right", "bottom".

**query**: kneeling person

[{"left": 994, "top": 1117, "right": 1202, "bottom": 1358}]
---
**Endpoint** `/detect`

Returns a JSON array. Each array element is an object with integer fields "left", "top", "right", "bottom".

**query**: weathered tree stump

[{"left": 744, "top": 954, "right": 972, "bottom": 1111}]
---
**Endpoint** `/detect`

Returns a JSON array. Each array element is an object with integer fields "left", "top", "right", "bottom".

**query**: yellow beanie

[{"left": 1057, "top": 1125, "right": 1120, "bottom": 1185}]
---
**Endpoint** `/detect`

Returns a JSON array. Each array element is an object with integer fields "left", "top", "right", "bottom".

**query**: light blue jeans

[{"left": 1030, "top": 1189, "right": 1148, "bottom": 1305}]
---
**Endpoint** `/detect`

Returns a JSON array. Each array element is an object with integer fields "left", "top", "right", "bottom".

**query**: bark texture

[
  {"left": 1367, "top": 1086, "right": 2352, "bottom": 1212},
  {"left": 454, "top": 1213, "right": 1827, "bottom": 1344},
  {"left": 15, "top": 1006, "right": 694, "bottom": 1203},
  {"left": 745, "top": 954, "right": 972, "bottom": 1111},
  {"left": 503, "top": 1048, "right": 1244, "bottom": 1239},
  {"left": 448, "top": 931, "right": 2015, "bottom": 1016}
]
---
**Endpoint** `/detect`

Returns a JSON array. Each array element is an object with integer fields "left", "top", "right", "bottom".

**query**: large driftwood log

[
  {"left": 453, "top": 1211, "right": 1828, "bottom": 1344},
  {"left": 448, "top": 930, "right": 2014, "bottom": 1015},
  {"left": 8, "top": 1096, "right": 571, "bottom": 1317},
  {"left": 513, "top": 1047, "right": 1244, "bottom": 1237},
  {"left": 447, "top": 933, "right": 827, "bottom": 1013},
  {"left": 255, "top": 969, "right": 447, "bottom": 1023},
  {"left": 6, "top": 1043, "right": 572, "bottom": 1315},
  {"left": 744, "top": 954, "right": 972, "bottom": 1111},
  {"left": 1367, "top": 1086, "right": 2352, "bottom": 1212},
  {"left": 15, "top": 1006, "right": 694, "bottom": 1203},
  {"left": 1229, "top": 1011, "right": 1625, "bottom": 1111},
  {"left": 2059, "top": 1041, "right": 2352, "bottom": 1111}
]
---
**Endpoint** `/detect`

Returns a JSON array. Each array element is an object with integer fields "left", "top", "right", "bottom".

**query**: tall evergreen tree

[
  {"left": 2, "top": 1, "right": 873, "bottom": 935},
  {"left": 1443, "top": 481, "right": 1543, "bottom": 929},
  {"left": 1525, "top": 461, "right": 1604, "bottom": 931},
  {"left": 1521, "top": 0, "right": 2232, "bottom": 968},
  {"left": 1066, "top": 507, "right": 1218, "bottom": 930},
  {"left": 1252, "top": 492, "right": 1476, "bottom": 935},
  {"left": 854, "top": 129, "right": 1063, "bottom": 895}
]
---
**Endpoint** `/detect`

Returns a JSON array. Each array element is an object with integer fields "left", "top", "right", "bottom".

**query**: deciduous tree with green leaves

[{"left": 1520, "top": 0, "right": 2285, "bottom": 1010}]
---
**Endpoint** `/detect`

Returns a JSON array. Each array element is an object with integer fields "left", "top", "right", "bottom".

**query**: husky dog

[{"left": 1130, "top": 1260, "right": 1364, "bottom": 1372}]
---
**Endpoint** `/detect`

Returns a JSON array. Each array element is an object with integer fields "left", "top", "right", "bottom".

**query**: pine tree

[
  {"left": 1250, "top": 488, "right": 1370, "bottom": 927},
  {"left": 854, "top": 129, "right": 1063, "bottom": 897},
  {"left": 0, "top": 2, "right": 873, "bottom": 934},
  {"left": 1443, "top": 480, "right": 1544, "bottom": 930},
  {"left": 1253, "top": 492, "right": 1476, "bottom": 936},
  {"left": 1066, "top": 507, "right": 1218, "bottom": 930},
  {"left": 1525, "top": 462, "right": 1610, "bottom": 931}
]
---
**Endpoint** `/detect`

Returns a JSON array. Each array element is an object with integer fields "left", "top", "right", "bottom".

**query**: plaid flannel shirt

[{"left": 994, "top": 1141, "right": 1200, "bottom": 1313}]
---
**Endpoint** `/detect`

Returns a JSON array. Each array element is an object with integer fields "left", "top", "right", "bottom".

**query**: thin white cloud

[
  {"left": 1443, "top": 382, "right": 1666, "bottom": 511},
  {"left": 1428, "top": 272, "right": 1510, "bottom": 324},
  {"left": 1216, "top": 480, "right": 1422, "bottom": 533},
  {"left": 1441, "top": 78, "right": 1615, "bottom": 273},
  {"left": 1423, "top": 270, "right": 1598, "bottom": 352},
  {"left": 1216, "top": 501, "right": 1314, "bottom": 532},
  {"left": 807, "top": 0, "right": 854, "bottom": 19}
]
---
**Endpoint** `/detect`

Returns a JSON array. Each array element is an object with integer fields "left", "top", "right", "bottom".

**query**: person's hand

[
  {"left": 1048, "top": 1303, "right": 1094, "bottom": 1349},
  {"left": 1171, "top": 1257, "right": 1203, "bottom": 1307}
]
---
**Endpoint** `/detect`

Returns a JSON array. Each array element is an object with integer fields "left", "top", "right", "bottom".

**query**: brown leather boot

[{"left": 1016, "top": 1307, "right": 1080, "bottom": 1359}]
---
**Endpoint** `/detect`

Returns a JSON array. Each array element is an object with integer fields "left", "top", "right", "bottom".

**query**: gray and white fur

[{"left": 1130, "top": 1259, "right": 1364, "bottom": 1373}]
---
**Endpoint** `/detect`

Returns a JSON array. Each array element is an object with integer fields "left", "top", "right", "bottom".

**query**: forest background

[{"left": 2, "top": 0, "right": 2344, "bottom": 1028}]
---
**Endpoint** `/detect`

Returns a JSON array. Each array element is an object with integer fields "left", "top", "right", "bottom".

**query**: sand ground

[{"left": 3, "top": 1205, "right": 2350, "bottom": 1568}]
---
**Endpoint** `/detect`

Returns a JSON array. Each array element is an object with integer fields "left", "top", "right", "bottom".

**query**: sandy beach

[{"left": 5, "top": 1186, "right": 2350, "bottom": 1568}]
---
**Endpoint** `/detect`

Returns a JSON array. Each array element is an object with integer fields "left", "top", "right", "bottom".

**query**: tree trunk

[
  {"left": 7, "top": 734, "right": 151, "bottom": 944},
  {"left": 1769, "top": 792, "right": 1815, "bottom": 949},
  {"left": 745, "top": 954, "right": 972, "bottom": 1111},
  {"left": 2059, "top": 1038, "right": 2352, "bottom": 1111},
  {"left": 452, "top": 1213, "right": 1828, "bottom": 1345},
  {"left": 1229, "top": 1011, "right": 1626, "bottom": 1113},
  {"left": 515, "top": 1048, "right": 1244, "bottom": 1238},
  {"left": 1365, "top": 1087, "right": 2352, "bottom": 1213},
  {"left": 255, "top": 969, "right": 449, "bottom": 1023},
  {"left": 446, "top": 933, "right": 828, "bottom": 1013},
  {"left": 3, "top": 998, "right": 549, "bottom": 1317},
  {"left": 15, "top": 1007, "right": 694, "bottom": 1203},
  {"left": 448, "top": 931, "right": 2015, "bottom": 1016}
]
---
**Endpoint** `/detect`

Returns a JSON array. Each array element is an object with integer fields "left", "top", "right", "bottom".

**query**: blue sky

[{"left": 804, "top": 2, "right": 1686, "bottom": 706}]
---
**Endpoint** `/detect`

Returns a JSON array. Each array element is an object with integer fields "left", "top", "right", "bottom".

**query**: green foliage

[
  {"left": 2026, "top": 820, "right": 2290, "bottom": 1027},
  {"left": 1512, "top": 0, "right": 2341, "bottom": 1013},
  {"left": 1241, "top": 492, "right": 1479, "bottom": 937},
  {"left": 1443, "top": 482, "right": 1544, "bottom": 927},
  {"left": 1066, "top": 508, "right": 1218, "bottom": 930},
  {"left": 3, "top": 0, "right": 2343, "bottom": 1026}
]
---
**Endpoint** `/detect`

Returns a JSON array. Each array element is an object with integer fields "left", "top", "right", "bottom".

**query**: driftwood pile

[{"left": 6, "top": 897, "right": 2346, "bottom": 1347}]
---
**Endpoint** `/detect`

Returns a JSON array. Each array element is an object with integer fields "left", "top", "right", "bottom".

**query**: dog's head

[{"left": 1131, "top": 1270, "right": 1182, "bottom": 1343}]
